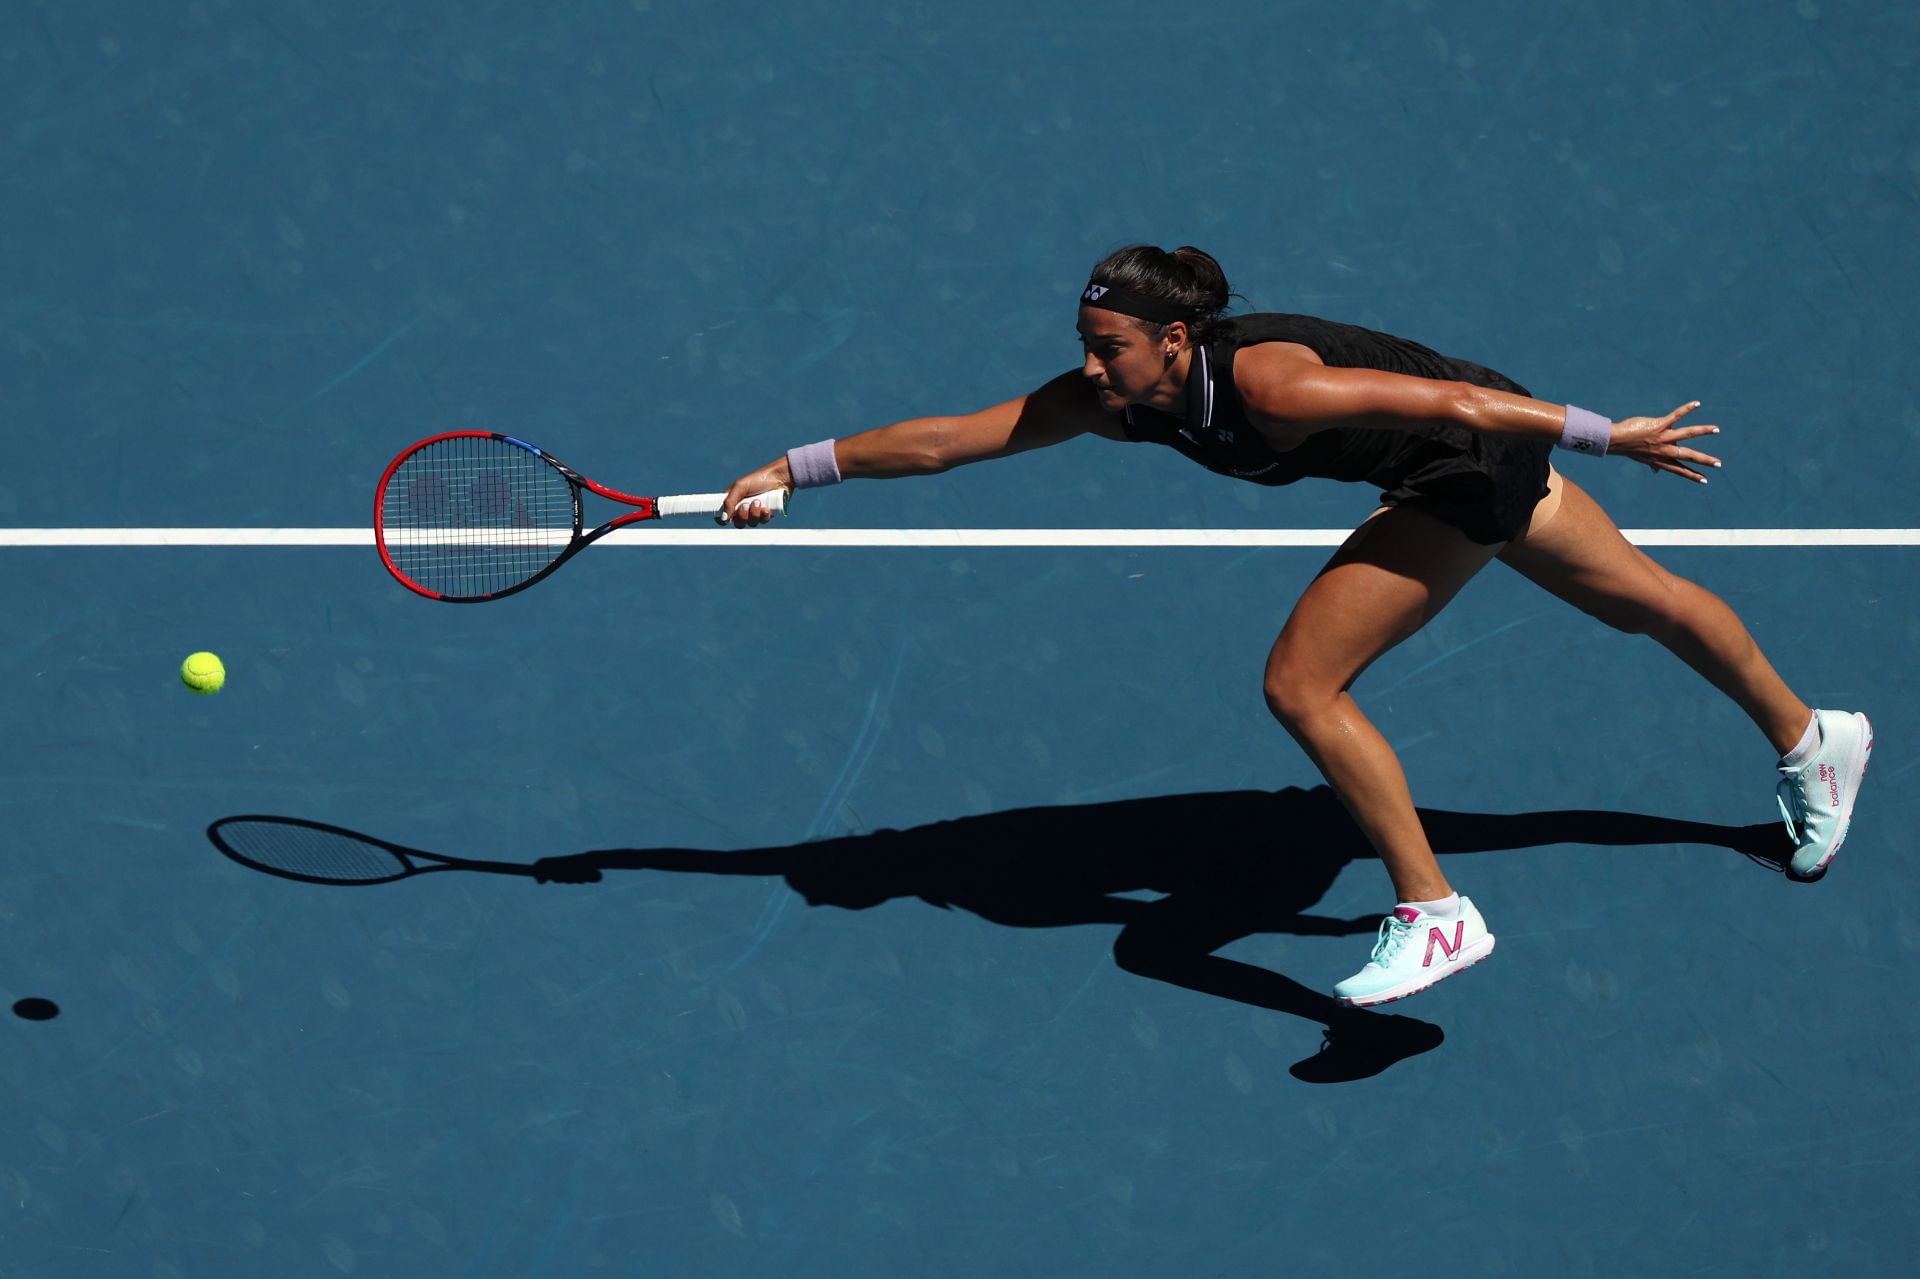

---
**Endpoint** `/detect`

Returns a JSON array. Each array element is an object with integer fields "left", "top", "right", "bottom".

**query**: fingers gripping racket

[{"left": 375, "top": 431, "right": 788, "bottom": 602}]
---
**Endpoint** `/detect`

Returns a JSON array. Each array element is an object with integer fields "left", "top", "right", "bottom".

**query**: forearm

[
  {"left": 784, "top": 396, "right": 1072, "bottom": 484},
  {"left": 832, "top": 417, "right": 964, "bottom": 478},
  {"left": 738, "top": 419, "right": 951, "bottom": 493},
  {"left": 1448, "top": 383, "right": 1581, "bottom": 441},
  {"left": 731, "top": 375, "right": 1093, "bottom": 519},
  {"left": 1245, "top": 355, "right": 1601, "bottom": 446},
  {"left": 773, "top": 418, "right": 967, "bottom": 486},
  {"left": 1246, "top": 353, "right": 1706, "bottom": 472}
]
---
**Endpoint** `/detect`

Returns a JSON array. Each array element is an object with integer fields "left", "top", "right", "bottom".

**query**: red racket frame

[{"left": 374, "top": 430, "right": 665, "bottom": 602}]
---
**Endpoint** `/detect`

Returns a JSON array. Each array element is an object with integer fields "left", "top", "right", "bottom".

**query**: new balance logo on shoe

[
  {"left": 1424, "top": 921, "right": 1465, "bottom": 968},
  {"left": 1335, "top": 900, "right": 1495, "bottom": 1007},
  {"left": 1821, "top": 763, "right": 1840, "bottom": 807}
]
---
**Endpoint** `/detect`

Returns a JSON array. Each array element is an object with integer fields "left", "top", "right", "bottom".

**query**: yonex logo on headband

[{"left": 1079, "top": 280, "right": 1201, "bottom": 325}]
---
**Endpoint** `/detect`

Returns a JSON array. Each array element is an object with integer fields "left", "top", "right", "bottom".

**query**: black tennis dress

[{"left": 1121, "top": 313, "right": 1553, "bottom": 544}]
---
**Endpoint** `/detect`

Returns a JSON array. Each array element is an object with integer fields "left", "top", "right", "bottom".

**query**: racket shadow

[
  {"left": 206, "top": 790, "right": 1782, "bottom": 1083},
  {"left": 208, "top": 815, "right": 549, "bottom": 886}
]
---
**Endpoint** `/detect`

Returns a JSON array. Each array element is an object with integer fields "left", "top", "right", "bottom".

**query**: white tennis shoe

[
  {"left": 1333, "top": 897, "right": 1496, "bottom": 1008},
  {"left": 1777, "top": 709, "right": 1874, "bottom": 877}
]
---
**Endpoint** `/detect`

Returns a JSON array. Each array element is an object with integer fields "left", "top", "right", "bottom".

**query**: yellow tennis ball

[{"left": 180, "top": 651, "right": 226, "bottom": 695}]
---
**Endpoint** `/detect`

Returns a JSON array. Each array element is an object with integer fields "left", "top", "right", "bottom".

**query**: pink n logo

[{"left": 1424, "top": 921, "right": 1465, "bottom": 968}]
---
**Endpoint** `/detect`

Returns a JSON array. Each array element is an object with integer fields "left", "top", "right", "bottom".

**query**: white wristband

[
  {"left": 1558, "top": 405, "right": 1611, "bottom": 456},
  {"left": 786, "top": 439, "right": 842, "bottom": 489}
]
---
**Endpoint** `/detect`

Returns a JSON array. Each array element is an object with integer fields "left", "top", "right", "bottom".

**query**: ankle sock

[
  {"left": 1398, "top": 892, "right": 1460, "bottom": 918},
  {"left": 1781, "top": 712, "right": 1820, "bottom": 768}
]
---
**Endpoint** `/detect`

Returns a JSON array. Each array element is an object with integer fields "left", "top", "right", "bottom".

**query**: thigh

[
  {"left": 1270, "top": 504, "right": 1504, "bottom": 691},
  {"left": 1496, "top": 472, "right": 1676, "bottom": 624}
]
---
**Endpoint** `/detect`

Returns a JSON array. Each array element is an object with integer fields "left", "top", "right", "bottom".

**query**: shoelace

[
  {"left": 1369, "top": 913, "right": 1416, "bottom": 966},
  {"left": 1776, "top": 774, "right": 1806, "bottom": 843}
]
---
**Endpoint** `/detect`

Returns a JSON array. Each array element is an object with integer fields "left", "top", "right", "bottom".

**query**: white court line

[{"left": 1, "top": 528, "right": 1917, "bottom": 548}]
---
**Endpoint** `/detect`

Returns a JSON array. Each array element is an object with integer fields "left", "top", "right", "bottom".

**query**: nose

[{"left": 1082, "top": 350, "right": 1103, "bottom": 381}]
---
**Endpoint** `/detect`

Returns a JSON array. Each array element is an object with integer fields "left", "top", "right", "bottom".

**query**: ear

[{"left": 1161, "top": 320, "right": 1190, "bottom": 352}]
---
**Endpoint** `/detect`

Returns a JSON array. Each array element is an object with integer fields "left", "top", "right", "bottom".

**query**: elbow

[
  {"left": 1444, "top": 382, "right": 1487, "bottom": 430},
  {"left": 920, "top": 419, "right": 964, "bottom": 474}
]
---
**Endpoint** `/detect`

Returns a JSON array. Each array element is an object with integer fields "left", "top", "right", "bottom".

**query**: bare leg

[
  {"left": 1498, "top": 473, "right": 1811, "bottom": 755},
  {"left": 1264, "top": 506, "right": 1503, "bottom": 903}
]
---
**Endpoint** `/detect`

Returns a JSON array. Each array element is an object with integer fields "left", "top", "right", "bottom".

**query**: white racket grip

[{"left": 656, "top": 488, "right": 788, "bottom": 522}]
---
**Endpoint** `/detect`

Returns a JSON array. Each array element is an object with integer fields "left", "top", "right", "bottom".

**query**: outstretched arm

[
  {"left": 719, "top": 370, "right": 1121, "bottom": 524},
  {"left": 1234, "top": 345, "right": 1725, "bottom": 483}
]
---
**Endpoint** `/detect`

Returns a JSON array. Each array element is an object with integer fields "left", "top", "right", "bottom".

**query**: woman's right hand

[{"left": 719, "top": 458, "right": 793, "bottom": 527}]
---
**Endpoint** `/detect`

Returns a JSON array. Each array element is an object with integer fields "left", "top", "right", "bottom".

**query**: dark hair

[{"left": 1087, "top": 244, "right": 1233, "bottom": 343}]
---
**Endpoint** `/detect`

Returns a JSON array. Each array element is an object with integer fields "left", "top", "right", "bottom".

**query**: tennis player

[{"left": 720, "top": 244, "right": 1873, "bottom": 1008}]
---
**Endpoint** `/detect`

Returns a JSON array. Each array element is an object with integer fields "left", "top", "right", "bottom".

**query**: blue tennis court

[{"left": 4, "top": 3, "right": 1916, "bottom": 1275}]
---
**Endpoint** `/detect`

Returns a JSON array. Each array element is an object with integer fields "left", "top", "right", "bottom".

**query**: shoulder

[
  {"left": 1230, "top": 340, "right": 1325, "bottom": 404},
  {"left": 1226, "top": 341, "right": 1348, "bottom": 447}
]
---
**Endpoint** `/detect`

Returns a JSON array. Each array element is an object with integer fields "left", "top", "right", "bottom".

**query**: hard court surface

[{"left": 3, "top": 2, "right": 1917, "bottom": 1275}]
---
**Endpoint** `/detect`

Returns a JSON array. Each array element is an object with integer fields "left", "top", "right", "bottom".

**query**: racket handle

[{"left": 657, "top": 488, "right": 788, "bottom": 523}]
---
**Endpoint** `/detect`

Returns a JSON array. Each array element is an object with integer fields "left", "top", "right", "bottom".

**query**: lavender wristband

[
  {"left": 786, "top": 439, "right": 841, "bottom": 489},
  {"left": 1558, "top": 405, "right": 1612, "bottom": 456}
]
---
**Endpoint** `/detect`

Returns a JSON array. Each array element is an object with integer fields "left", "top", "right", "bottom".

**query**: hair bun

[{"left": 1169, "top": 247, "right": 1229, "bottom": 316}]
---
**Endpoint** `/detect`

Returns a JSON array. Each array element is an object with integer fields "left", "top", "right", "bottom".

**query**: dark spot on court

[{"left": 13, "top": 998, "right": 59, "bottom": 1021}]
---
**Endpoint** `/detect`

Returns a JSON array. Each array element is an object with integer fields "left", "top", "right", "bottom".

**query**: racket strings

[
  {"left": 381, "top": 435, "right": 577, "bottom": 598},
  {"left": 214, "top": 821, "right": 410, "bottom": 884}
]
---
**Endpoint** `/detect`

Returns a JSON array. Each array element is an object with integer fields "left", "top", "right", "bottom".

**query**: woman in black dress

[{"left": 721, "top": 244, "right": 1872, "bottom": 1008}]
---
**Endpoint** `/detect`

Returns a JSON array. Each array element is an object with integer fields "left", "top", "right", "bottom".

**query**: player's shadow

[
  {"left": 209, "top": 787, "right": 1782, "bottom": 1084},
  {"left": 527, "top": 785, "right": 1782, "bottom": 1083}
]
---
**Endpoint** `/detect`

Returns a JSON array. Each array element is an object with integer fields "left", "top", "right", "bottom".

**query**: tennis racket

[
  {"left": 208, "top": 816, "right": 592, "bottom": 886},
  {"left": 375, "top": 430, "right": 788, "bottom": 602}
]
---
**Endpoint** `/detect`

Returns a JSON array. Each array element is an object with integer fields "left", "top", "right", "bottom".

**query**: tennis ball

[{"left": 180, "top": 651, "right": 226, "bottom": 695}]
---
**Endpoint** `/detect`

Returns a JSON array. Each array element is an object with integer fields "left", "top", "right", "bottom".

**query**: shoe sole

[
  {"left": 1796, "top": 712, "right": 1874, "bottom": 877},
  {"left": 1335, "top": 936, "right": 1496, "bottom": 1009}
]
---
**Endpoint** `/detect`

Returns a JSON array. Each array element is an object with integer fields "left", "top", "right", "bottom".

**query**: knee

[{"left": 1262, "top": 652, "right": 1332, "bottom": 730}]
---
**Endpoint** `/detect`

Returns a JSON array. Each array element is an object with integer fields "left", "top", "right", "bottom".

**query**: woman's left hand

[{"left": 1609, "top": 401, "right": 1723, "bottom": 483}]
